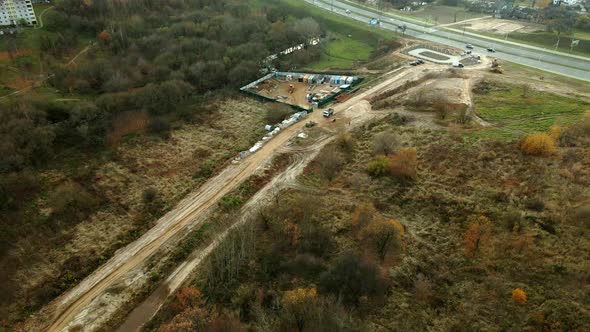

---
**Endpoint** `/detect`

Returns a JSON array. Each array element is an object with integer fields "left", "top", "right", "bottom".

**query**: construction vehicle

[{"left": 490, "top": 58, "right": 503, "bottom": 74}]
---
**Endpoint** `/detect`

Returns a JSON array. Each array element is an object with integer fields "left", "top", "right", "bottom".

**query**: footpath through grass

[{"left": 471, "top": 85, "right": 590, "bottom": 140}]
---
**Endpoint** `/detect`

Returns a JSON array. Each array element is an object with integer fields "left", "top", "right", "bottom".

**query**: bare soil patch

[
  {"left": 458, "top": 18, "right": 544, "bottom": 35},
  {"left": 0, "top": 49, "right": 33, "bottom": 61}
]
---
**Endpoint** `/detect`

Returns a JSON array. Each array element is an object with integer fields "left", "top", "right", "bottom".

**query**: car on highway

[
  {"left": 466, "top": 44, "right": 474, "bottom": 49},
  {"left": 345, "top": 9, "right": 351, "bottom": 14},
  {"left": 487, "top": 47, "right": 496, "bottom": 52}
]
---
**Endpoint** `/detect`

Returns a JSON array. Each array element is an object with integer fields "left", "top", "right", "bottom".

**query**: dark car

[
  {"left": 487, "top": 47, "right": 496, "bottom": 52},
  {"left": 466, "top": 44, "right": 474, "bottom": 49},
  {"left": 416, "top": 59, "right": 425, "bottom": 64}
]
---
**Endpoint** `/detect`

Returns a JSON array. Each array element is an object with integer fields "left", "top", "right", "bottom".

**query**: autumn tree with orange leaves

[
  {"left": 281, "top": 288, "right": 318, "bottom": 332},
  {"left": 389, "top": 147, "right": 418, "bottom": 181},
  {"left": 361, "top": 217, "right": 404, "bottom": 261},
  {"left": 172, "top": 287, "right": 204, "bottom": 312},
  {"left": 98, "top": 30, "right": 112, "bottom": 46},
  {"left": 512, "top": 288, "right": 527, "bottom": 305},
  {"left": 351, "top": 202, "right": 377, "bottom": 228},
  {"left": 464, "top": 215, "right": 493, "bottom": 257}
]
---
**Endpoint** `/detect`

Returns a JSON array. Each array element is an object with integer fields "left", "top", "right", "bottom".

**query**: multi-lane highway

[{"left": 306, "top": 0, "right": 590, "bottom": 81}]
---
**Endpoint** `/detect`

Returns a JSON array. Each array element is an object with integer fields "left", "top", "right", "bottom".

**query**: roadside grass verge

[
  {"left": 508, "top": 31, "right": 590, "bottom": 57},
  {"left": 470, "top": 85, "right": 590, "bottom": 140}
]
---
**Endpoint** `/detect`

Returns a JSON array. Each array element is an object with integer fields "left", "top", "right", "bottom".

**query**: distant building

[
  {"left": 553, "top": 0, "right": 579, "bottom": 5},
  {"left": 0, "top": 0, "right": 37, "bottom": 26}
]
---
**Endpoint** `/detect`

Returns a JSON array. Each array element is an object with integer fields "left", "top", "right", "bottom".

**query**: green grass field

[
  {"left": 279, "top": 0, "right": 397, "bottom": 70},
  {"left": 308, "top": 35, "right": 374, "bottom": 70},
  {"left": 471, "top": 86, "right": 590, "bottom": 140}
]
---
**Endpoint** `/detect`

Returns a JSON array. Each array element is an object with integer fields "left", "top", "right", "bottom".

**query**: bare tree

[{"left": 316, "top": 147, "right": 343, "bottom": 181}]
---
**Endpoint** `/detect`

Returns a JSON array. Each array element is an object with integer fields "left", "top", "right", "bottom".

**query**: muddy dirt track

[{"left": 25, "top": 65, "right": 427, "bottom": 332}]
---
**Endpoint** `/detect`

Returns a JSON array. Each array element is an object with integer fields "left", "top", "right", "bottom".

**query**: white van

[{"left": 452, "top": 62, "right": 464, "bottom": 68}]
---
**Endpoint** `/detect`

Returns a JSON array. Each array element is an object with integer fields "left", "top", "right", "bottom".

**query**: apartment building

[{"left": 0, "top": 0, "right": 37, "bottom": 26}]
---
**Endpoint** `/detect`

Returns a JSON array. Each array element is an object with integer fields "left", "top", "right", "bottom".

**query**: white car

[{"left": 345, "top": 9, "right": 351, "bottom": 14}]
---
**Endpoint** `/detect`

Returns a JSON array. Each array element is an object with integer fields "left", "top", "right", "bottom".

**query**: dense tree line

[{"left": 0, "top": 0, "right": 324, "bottom": 213}]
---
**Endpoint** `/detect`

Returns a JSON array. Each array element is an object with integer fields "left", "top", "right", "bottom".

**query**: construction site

[{"left": 241, "top": 72, "right": 362, "bottom": 110}]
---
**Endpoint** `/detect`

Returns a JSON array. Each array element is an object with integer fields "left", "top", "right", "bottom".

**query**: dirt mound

[{"left": 416, "top": 78, "right": 470, "bottom": 112}]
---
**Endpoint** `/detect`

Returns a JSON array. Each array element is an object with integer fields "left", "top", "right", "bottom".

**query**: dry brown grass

[{"left": 107, "top": 111, "right": 149, "bottom": 146}]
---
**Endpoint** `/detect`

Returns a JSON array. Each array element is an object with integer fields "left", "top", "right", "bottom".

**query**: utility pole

[{"left": 331, "top": 0, "right": 334, "bottom": 12}]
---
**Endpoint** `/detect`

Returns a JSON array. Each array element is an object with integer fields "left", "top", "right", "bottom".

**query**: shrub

[
  {"left": 316, "top": 147, "right": 343, "bottom": 181},
  {"left": 336, "top": 132, "right": 355, "bottom": 154},
  {"left": 148, "top": 117, "right": 171, "bottom": 138},
  {"left": 550, "top": 125, "right": 561, "bottom": 140},
  {"left": 511, "top": 288, "right": 527, "bottom": 305},
  {"left": 372, "top": 130, "right": 399, "bottom": 156},
  {"left": 319, "top": 253, "right": 387, "bottom": 306},
  {"left": 524, "top": 197, "right": 545, "bottom": 212},
  {"left": 367, "top": 155, "right": 390, "bottom": 177},
  {"left": 501, "top": 210, "right": 523, "bottom": 232},
  {"left": 219, "top": 194, "right": 242, "bottom": 211},
  {"left": 48, "top": 181, "right": 98, "bottom": 218},
  {"left": 298, "top": 222, "right": 333, "bottom": 258},
  {"left": 520, "top": 133, "right": 556, "bottom": 156},
  {"left": 351, "top": 202, "right": 377, "bottom": 228},
  {"left": 286, "top": 254, "right": 326, "bottom": 278},
  {"left": 389, "top": 148, "right": 418, "bottom": 181},
  {"left": 572, "top": 205, "right": 590, "bottom": 228}
]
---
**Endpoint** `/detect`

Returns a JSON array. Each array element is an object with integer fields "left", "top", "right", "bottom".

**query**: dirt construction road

[{"left": 28, "top": 65, "right": 425, "bottom": 332}]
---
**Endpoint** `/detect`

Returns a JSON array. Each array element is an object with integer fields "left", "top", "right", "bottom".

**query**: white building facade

[
  {"left": 0, "top": 0, "right": 37, "bottom": 26},
  {"left": 553, "top": 0, "right": 579, "bottom": 5}
]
